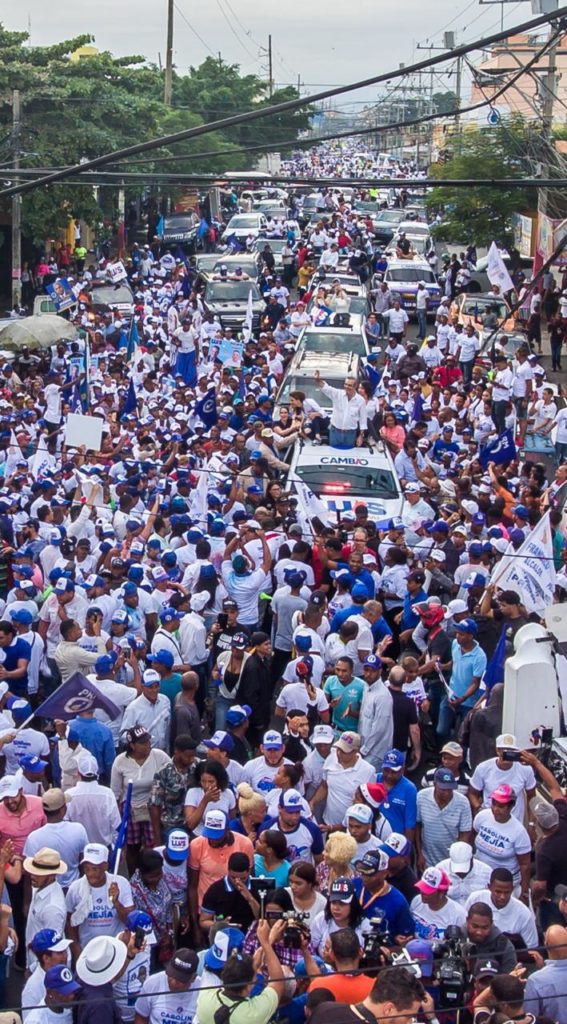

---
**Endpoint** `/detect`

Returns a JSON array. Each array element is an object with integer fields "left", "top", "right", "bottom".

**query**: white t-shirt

[
  {"left": 135, "top": 971, "right": 200, "bottom": 1024},
  {"left": 275, "top": 681, "right": 329, "bottom": 717},
  {"left": 65, "top": 875, "right": 133, "bottom": 945},
  {"left": 184, "top": 787, "right": 236, "bottom": 835},
  {"left": 243, "top": 755, "right": 293, "bottom": 794},
  {"left": 0, "top": 726, "right": 49, "bottom": 774},
  {"left": 114, "top": 946, "right": 153, "bottom": 1021},
  {"left": 322, "top": 750, "right": 375, "bottom": 825},
  {"left": 470, "top": 759, "right": 536, "bottom": 821},
  {"left": 310, "top": 911, "right": 371, "bottom": 957},
  {"left": 44, "top": 383, "right": 62, "bottom": 420},
  {"left": 512, "top": 361, "right": 533, "bottom": 398},
  {"left": 410, "top": 894, "right": 466, "bottom": 940},
  {"left": 473, "top": 809, "right": 531, "bottom": 883},
  {"left": 556, "top": 407, "right": 567, "bottom": 445},
  {"left": 465, "top": 889, "right": 538, "bottom": 946}
]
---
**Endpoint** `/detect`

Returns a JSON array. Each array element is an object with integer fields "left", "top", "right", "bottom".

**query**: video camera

[
  {"left": 281, "top": 910, "right": 310, "bottom": 950},
  {"left": 360, "top": 914, "right": 390, "bottom": 971},
  {"left": 434, "top": 926, "right": 471, "bottom": 1007}
]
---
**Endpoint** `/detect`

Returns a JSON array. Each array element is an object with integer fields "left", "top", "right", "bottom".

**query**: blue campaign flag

[
  {"left": 479, "top": 428, "right": 517, "bottom": 470},
  {"left": 110, "top": 781, "right": 133, "bottom": 873},
  {"left": 35, "top": 672, "right": 121, "bottom": 721},
  {"left": 123, "top": 377, "right": 137, "bottom": 417},
  {"left": 365, "top": 363, "right": 381, "bottom": 394},
  {"left": 412, "top": 390, "right": 424, "bottom": 422},
  {"left": 196, "top": 389, "right": 218, "bottom": 429},
  {"left": 197, "top": 217, "right": 209, "bottom": 240},
  {"left": 70, "top": 382, "right": 84, "bottom": 414},
  {"left": 238, "top": 370, "right": 246, "bottom": 401},
  {"left": 156, "top": 215, "right": 164, "bottom": 239},
  {"left": 483, "top": 624, "right": 507, "bottom": 691}
]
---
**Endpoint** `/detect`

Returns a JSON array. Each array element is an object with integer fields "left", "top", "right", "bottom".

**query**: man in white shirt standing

[
  {"left": 309, "top": 731, "right": 374, "bottom": 827},
  {"left": 465, "top": 866, "right": 538, "bottom": 947},
  {"left": 315, "top": 370, "right": 367, "bottom": 449},
  {"left": 65, "top": 752, "right": 121, "bottom": 847},
  {"left": 491, "top": 353, "right": 514, "bottom": 434}
]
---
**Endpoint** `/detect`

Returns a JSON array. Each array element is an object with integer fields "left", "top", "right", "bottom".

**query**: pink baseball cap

[{"left": 491, "top": 784, "right": 515, "bottom": 804}]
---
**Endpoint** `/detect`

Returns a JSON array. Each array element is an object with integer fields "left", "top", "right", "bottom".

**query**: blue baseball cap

[
  {"left": 165, "top": 830, "right": 190, "bottom": 862},
  {"left": 95, "top": 654, "right": 115, "bottom": 673},
  {"left": 406, "top": 939, "right": 434, "bottom": 978},
  {"left": 427, "top": 520, "right": 449, "bottom": 534},
  {"left": 295, "top": 955, "right": 327, "bottom": 979},
  {"left": 147, "top": 649, "right": 175, "bottom": 670},
  {"left": 455, "top": 617, "right": 478, "bottom": 636},
  {"left": 351, "top": 582, "right": 369, "bottom": 600},
  {"left": 125, "top": 910, "right": 155, "bottom": 941},
  {"left": 204, "top": 927, "right": 245, "bottom": 970},
  {"left": 512, "top": 504, "right": 529, "bottom": 519},
  {"left": 225, "top": 704, "right": 251, "bottom": 726},
  {"left": 7, "top": 698, "right": 32, "bottom": 721},
  {"left": 19, "top": 754, "right": 48, "bottom": 773},
  {"left": 294, "top": 633, "right": 312, "bottom": 652},
  {"left": 44, "top": 965, "right": 81, "bottom": 995},
  {"left": 160, "top": 607, "right": 181, "bottom": 624},
  {"left": 383, "top": 748, "right": 406, "bottom": 771},
  {"left": 10, "top": 608, "right": 33, "bottom": 625},
  {"left": 462, "top": 572, "right": 486, "bottom": 589},
  {"left": 363, "top": 654, "right": 382, "bottom": 669},
  {"left": 262, "top": 729, "right": 284, "bottom": 750},
  {"left": 203, "top": 730, "right": 235, "bottom": 753},
  {"left": 31, "top": 929, "right": 72, "bottom": 955}
]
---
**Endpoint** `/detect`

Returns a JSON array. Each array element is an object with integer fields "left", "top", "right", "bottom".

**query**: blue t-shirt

[
  {"left": 352, "top": 878, "right": 415, "bottom": 942},
  {"left": 330, "top": 605, "right": 392, "bottom": 640},
  {"left": 0, "top": 636, "right": 32, "bottom": 695},
  {"left": 376, "top": 774, "right": 417, "bottom": 834},
  {"left": 69, "top": 717, "right": 115, "bottom": 778},
  {"left": 400, "top": 589, "right": 428, "bottom": 632}
]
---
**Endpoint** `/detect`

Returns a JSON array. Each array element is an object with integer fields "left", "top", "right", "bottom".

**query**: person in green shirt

[
  {"left": 323, "top": 657, "right": 365, "bottom": 733},
  {"left": 148, "top": 648, "right": 183, "bottom": 708},
  {"left": 196, "top": 918, "right": 285, "bottom": 1024}
]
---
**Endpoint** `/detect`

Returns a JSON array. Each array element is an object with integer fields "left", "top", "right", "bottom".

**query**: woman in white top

[
  {"left": 110, "top": 727, "right": 171, "bottom": 874},
  {"left": 309, "top": 880, "right": 371, "bottom": 957},
  {"left": 287, "top": 860, "right": 326, "bottom": 928},
  {"left": 184, "top": 759, "right": 236, "bottom": 837}
]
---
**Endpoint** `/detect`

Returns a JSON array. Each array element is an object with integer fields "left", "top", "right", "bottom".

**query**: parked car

[
  {"left": 198, "top": 274, "right": 264, "bottom": 333},
  {"left": 222, "top": 213, "right": 268, "bottom": 241}
]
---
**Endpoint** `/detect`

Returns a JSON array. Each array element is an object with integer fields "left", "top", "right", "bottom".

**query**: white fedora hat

[{"left": 76, "top": 936, "right": 128, "bottom": 987}]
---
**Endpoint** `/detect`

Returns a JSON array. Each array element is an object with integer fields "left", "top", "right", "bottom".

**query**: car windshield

[
  {"left": 303, "top": 332, "right": 367, "bottom": 355},
  {"left": 163, "top": 215, "right": 196, "bottom": 231},
  {"left": 254, "top": 239, "right": 287, "bottom": 253},
  {"left": 375, "top": 210, "right": 405, "bottom": 223},
  {"left": 92, "top": 285, "right": 133, "bottom": 304},
  {"left": 213, "top": 259, "right": 258, "bottom": 277},
  {"left": 387, "top": 268, "right": 436, "bottom": 283},
  {"left": 462, "top": 298, "right": 509, "bottom": 318},
  {"left": 355, "top": 202, "right": 380, "bottom": 213},
  {"left": 227, "top": 216, "right": 261, "bottom": 228},
  {"left": 302, "top": 197, "right": 319, "bottom": 209},
  {"left": 195, "top": 255, "right": 220, "bottom": 270},
  {"left": 350, "top": 296, "right": 369, "bottom": 315},
  {"left": 206, "top": 282, "right": 261, "bottom": 302},
  {"left": 295, "top": 463, "right": 399, "bottom": 499}
]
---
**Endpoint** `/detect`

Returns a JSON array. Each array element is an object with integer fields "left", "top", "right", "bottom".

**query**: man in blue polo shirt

[
  {"left": 377, "top": 749, "right": 417, "bottom": 842},
  {"left": 397, "top": 571, "right": 428, "bottom": 634},
  {"left": 437, "top": 618, "right": 487, "bottom": 745},
  {"left": 352, "top": 849, "right": 414, "bottom": 946}
]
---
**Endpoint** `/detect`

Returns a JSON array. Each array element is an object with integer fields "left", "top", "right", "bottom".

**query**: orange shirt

[
  {"left": 309, "top": 973, "right": 375, "bottom": 1002},
  {"left": 0, "top": 795, "right": 46, "bottom": 856},
  {"left": 189, "top": 832, "right": 254, "bottom": 904}
]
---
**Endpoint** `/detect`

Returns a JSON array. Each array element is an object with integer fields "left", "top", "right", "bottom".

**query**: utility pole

[
  {"left": 11, "top": 89, "right": 21, "bottom": 309},
  {"left": 268, "top": 34, "right": 273, "bottom": 98},
  {"left": 164, "top": 0, "right": 174, "bottom": 106},
  {"left": 538, "top": 1, "right": 560, "bottom": 220}
]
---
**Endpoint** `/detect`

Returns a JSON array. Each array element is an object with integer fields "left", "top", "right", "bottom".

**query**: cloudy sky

[{"left": 9, "top": 0, "right": 533, "bottom": 105}]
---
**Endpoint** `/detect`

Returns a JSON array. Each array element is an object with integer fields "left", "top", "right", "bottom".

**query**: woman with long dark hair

[
  {"left": 184, "top": 759, "right": 236, "bottom": 836},
  {"left": 309, "top": 877, "right": 371, "bottom": 955}
]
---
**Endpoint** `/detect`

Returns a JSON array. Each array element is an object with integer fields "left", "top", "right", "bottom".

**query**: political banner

[
  {"left": 35, "top": 672, "right": 121, "bottom": 721},
  {"left": 490, "top": 511, "right": 556, "bottom": 614},
  {"left": 486, "top": 242, "right": 515, "bottom": 293},
  {"left": 195, "top": 390, "right": 218, "bottom": 429},
  {"left": 479, "top": 428, "right": 517, "bottom": 470},
  {"left": 106, "top": 260, "right": 127, "bottom": 284},
  {"left": 46, "top": 277, "right": 75, "bottom": 312},
  {"left": 64, "top": 413, "right": 104, "bottom": 452},
  {"left": 218, "top": 339, "right": 244, "bottom": 368}
]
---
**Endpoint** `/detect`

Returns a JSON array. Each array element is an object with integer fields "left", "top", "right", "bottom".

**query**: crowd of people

[{"left": 0, "top": 143, "right": 567, "bottom": 1024}]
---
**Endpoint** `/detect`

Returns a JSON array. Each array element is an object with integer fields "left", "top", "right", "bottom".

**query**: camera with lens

[
  {"left": 360, "top": 914, "right": 390, "bottom": 971},
  {"left": 282, "top": 911, "right": 310, "bottom": 949},
  {"left": 434, "top": 926, "right": 471, "bottom": 1007},
  {"left": 501, "top": 750, "right": 522, "bottom": 763}
]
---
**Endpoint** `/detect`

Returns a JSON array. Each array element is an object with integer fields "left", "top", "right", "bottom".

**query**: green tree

[
  {"left": 432, "top": 91, "right": 458, "bottom": 115},
  {"left": 426, "top": 121, "right": 538, "bottom": 246},
  {"left": 0, "top": 28, "right": 311, "bottom": 244}
]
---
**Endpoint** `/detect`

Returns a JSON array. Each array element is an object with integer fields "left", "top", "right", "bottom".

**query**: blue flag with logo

[
  {"left": 110, "top": 781, "right": 133, "bottom": 873},
  {"left": 35, "top": 672, "right": 121, "bottom": 721},
  {"left": 412, "top": 390, "right": 424, "bottom": 422},
  {"left": 70, "top": 382, "right": 84, "bottom": 414},
  {"left": 479, "top": 428, "right": 516, "bottom": 470},
  {"left": 483, "top": 624, "right": 507, "bottom": 691},
  {"left": 364, "top": 363, "right": 381, "bottom": 394},
  {"left": 195, "top": 389, "right": 218, "bottom": 429},
  {"left": 123, "top": 376, "right": 137, "bottom": 417},
  {"left": 126, "top": 317, "right": 140, "bottom": 360}
]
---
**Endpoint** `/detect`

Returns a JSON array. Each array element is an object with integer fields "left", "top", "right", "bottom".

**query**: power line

[
  {"left": 1, "top": 5, "right": 565, "bottom": 199},
  {"left": 173, "top": 2, "right": 217, "bottom": 58},
  {"left": 214, "top": 0, "right": 259, "bottom": 62}
]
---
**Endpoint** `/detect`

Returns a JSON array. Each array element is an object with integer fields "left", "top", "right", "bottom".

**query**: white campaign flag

[
  {"left": 486, "top": 242, "right": 515, "bottom": 294},
  {"left": 242, "top": 288, "right": 254, "bottom": 342},
  {"left": 3, "top": 430, "right": 22, "bottom": 481},
  {"left": 189, "top": 462, "right": 209, "bottom": 528},
  {"left": 294, "top": 480, "right": 333, "bottom": 531},
  {"left": 490, "top": 511, "right": 556, "bottom": 613},
  {"left": 31, "top": 433, "right": 53, "bottom": 478}
]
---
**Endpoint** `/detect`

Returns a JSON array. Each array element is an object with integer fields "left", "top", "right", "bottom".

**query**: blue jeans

[
  {"left": 330, "top": 426, "right": 357, "bottom": 449},
  {"left": 437, "top": 696, "right": 470, "bottom": 746},
  {"left": 556, "top": 442, "right": 567, "bottom": 465},
  {"left": 417, "top": 308, "right": 427, "bottom": 339}
]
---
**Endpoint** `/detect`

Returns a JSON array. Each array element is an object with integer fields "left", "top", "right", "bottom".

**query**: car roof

[
  {"left": 292, "top": 440, "right": 395, "bottom": 469},
  {"left": 287, "top": 348, "right": 358, "bottom": 373}
]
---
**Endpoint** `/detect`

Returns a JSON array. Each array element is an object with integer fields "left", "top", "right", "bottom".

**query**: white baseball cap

[{"left": 449, "top": 841, "right": 473, "bottom": 874}]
